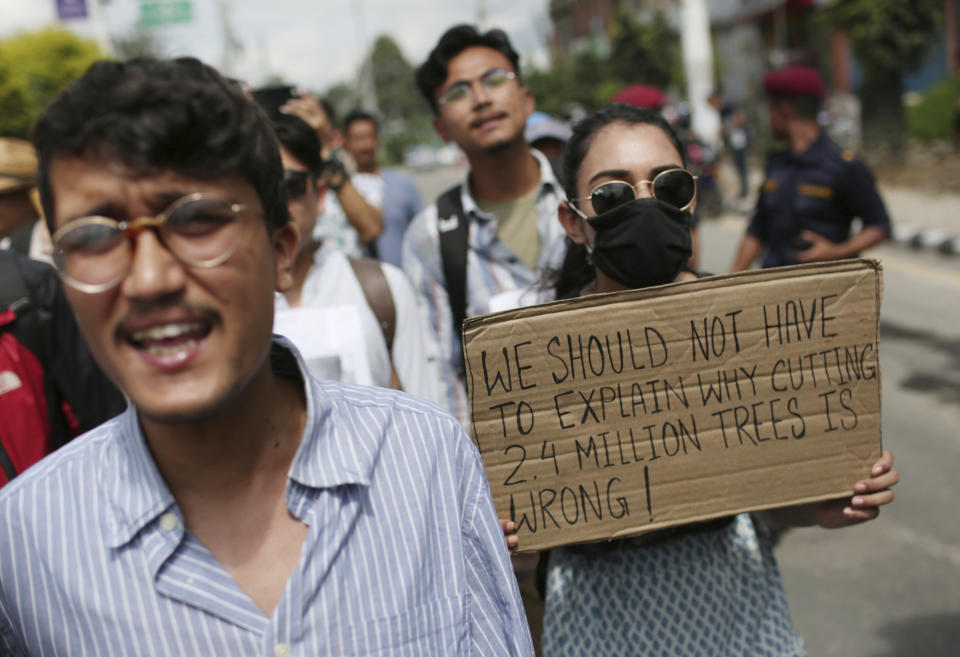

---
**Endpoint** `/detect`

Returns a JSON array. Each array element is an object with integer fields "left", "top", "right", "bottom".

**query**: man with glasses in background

[
  {"left": 0, "top": 57, "right": 533, "bottom": 657},
  {"left": 403, "top": 24, "right": 567, "bottom": 430}
]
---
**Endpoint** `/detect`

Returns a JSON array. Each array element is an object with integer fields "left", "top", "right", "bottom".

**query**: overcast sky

[{"left": 2, "top": 0, "right": 552, "bottom": 92}]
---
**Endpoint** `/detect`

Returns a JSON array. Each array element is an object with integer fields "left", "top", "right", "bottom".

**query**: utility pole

[
  {"left": 680, "top": 0, "right": 720, "bottom": 147},
  {"left": 476, "top": 0, "right": 487, "bottom": 30},
  {"left": 87, "top": 0, "right": 114, "bottom": 56},
  {"left": 352, "top": 0, "right": 378, "bottom": 112},
  {"left": 214, "top": 0, "right": 243, "bottom": 78}
]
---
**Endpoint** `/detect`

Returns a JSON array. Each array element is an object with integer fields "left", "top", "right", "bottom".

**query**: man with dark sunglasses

[
  {"left": 271, "top": 114, "right": 442, "bottom": 402},
  {"left": 731, "top": 66, "right": 891, "bottom": 272},
  {"left": 403, "top": 24, "right": 568, "bottom": 429},
  {"left": 0, "top": 57, "right": 533, "bottom": 656}
]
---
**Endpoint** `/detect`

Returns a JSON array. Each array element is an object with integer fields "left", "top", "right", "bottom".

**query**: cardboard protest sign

[{"left": 463, "top": 259, "right": 883, "bottom": 552}]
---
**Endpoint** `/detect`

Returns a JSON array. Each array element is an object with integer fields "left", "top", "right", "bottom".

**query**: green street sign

[{"left": 140, "top": 1, "right": 192, "bottom": 26}]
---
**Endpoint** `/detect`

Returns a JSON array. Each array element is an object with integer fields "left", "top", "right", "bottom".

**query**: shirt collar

[
  {"left": 459, "top": 147, "right": 563, "bottom": 223},
  {"left": 793, "top": 130, "right": 829, "bottom": 165},
  {"left": 100, "top": 337, "right": 377, "bottom": 548}
]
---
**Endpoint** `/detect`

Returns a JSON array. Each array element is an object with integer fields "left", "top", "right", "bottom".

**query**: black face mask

[{"left": 586, "top": 197, "right": 693, "bottom": 289}]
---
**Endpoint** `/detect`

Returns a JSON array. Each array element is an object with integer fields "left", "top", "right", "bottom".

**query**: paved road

[
  {"left": 699, "top": 218, "right": 960, "bottom": 657},
  {"left": 407, "top": 165, "right": 960, "bottom": 657}
]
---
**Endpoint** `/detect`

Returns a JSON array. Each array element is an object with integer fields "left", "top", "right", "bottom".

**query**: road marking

[{"left": 708, "top": 217, "right": 960, "bottom": 288}]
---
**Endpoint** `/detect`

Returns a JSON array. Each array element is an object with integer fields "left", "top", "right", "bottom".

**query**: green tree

[
  {"left": 0, "top": 28, "right": 103, "bottom": 138},
  {"left": 824, "top": 0, "right": 943, "bottom": 156},
  {"left": 526, "top": 8, "right": 683, "bottom": 118},
  {"left": 607, "top": 8, "right": 681, "bottom": 91},
  {"left": 364, "top": 35, "right": 436, "bottom": 163}
]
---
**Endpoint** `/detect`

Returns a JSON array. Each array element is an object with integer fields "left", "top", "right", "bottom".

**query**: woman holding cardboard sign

[{"left": 501, "top": 103, "right": 898, "bottom": 657}]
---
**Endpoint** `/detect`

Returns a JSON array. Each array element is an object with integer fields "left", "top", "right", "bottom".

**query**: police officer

[{"left": 731, "top": 66, "right": 891, "bottom": 271}]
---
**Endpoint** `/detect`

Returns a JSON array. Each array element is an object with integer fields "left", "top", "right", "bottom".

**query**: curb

[{"left": 891, "top": 226, "right": 960, "bottom": 256}]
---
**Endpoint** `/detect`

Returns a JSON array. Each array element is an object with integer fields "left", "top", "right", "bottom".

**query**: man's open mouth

[
  {"left": 126, "top": 320, "right": 212, "bottom": 356},
  {"left": 470, "top": 112, "right": 507, "bottom": 130}
]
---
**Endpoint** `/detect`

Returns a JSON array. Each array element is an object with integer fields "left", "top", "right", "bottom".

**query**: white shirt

[
  {"left": 276, "top": 245, "right": 444, "bottom": 405},
  {"left": 312, "top": 174, "right": 384, "bottom": 257}
]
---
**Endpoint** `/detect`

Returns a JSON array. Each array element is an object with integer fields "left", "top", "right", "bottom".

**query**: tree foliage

[
  {"left": 823, "top": 0, "right": 943, "bottom": 154},
  {"left": 608, "top": 7, "right": 681, "bottom": 91},
  {"left": 364, "top": 35, "right": 435, "bottom": 164},
  {"left": 826, "top": 0, "right": 943, "bottom": 74},
  {"left": 0, "top": 29, "right": 103, "bottom": 138},
  {"left": 525, "top": 9, "right": 681, "bottom": 118}
]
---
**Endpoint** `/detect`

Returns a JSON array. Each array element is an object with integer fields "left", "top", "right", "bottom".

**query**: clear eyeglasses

[
  {"left": 52, "top": 192, "right": 253, "bottom": 293},
  {"left": 437, "top": 68, "right": 518, "bottom": 107}
]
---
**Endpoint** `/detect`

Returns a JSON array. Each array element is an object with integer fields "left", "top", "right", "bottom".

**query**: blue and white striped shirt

[
  {"left": 0, "top": 341, "right": 533, "bottom": 657},
  {"left": 401, "top": 148, "right": 568, "bottom": 427}
]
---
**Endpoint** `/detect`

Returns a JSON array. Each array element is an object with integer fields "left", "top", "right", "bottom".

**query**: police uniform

[
  {"left": 748, "top": 67, "right": 892, "bottom": 268},
  {"left": 748, "top": 131, "right": 891, "bottom": 267}
]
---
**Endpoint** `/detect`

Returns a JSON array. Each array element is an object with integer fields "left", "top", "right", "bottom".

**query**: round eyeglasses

[
  {"left": 569, "top": 168, "right": 698, "bottom": 217},
  {"left": 52, "top": 192, "right": 253, "bottom": 293},
  {"left": 437, "top": 68, "right": 518, "bottom": 107}
]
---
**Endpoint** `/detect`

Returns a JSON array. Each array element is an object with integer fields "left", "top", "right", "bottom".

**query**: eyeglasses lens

[
  {"left": 55, "top": 197, "right": 242, "bottom": 290},
  {"left": 653, "top": 170, "right": 696, "bottom": 209},
  {"left": 284, "top": 170, "right": 309, "bottom": 200},
  {"left": 590, "top": 182, "right": 636, "bottom": 215},
  {"left": 55, "top": 224, "right": 129, "bottom": 289},
  {"left": 164, "top": 199, "right": 241, "bottom": 264},
  {"left": 483, "top": 69, "right": 511, "bottom": 89}
]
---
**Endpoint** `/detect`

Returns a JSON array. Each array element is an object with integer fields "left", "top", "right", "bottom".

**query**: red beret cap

[
  {"left": 763, "top": 66, "right": 825, "bottom": 99},
  {"left": 611, "top": 84, "right": 665, "bottom": 110}
]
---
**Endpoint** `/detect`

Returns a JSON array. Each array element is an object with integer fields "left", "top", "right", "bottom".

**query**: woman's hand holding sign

[{"left": 765, "top": 449, "right": 899, "bottom": 529}]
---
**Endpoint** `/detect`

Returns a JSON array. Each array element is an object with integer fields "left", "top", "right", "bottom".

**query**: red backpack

[{"left": 0, "top": 259, "right": 55, "bottom": 486}]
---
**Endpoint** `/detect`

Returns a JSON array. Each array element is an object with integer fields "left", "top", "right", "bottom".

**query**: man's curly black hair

[
  {"left": 415, "top": 24, "right": 521, "bottom": 113},
  {"left": 34, "top": 57, "right": 288, "bottom": 231}
]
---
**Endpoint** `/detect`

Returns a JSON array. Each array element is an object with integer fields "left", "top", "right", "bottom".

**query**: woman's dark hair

[
  {"left": 34, "top": 57, "right": 288, "bottom": 231},
  {"left": 548, "top": 103, "right": 687, "bottom": 299},
  {"left": 416, "top": 24, "right": 521, "bottom": 113},
  {"left": 272, "top": 114, "right": 324, "bottom": 178}
]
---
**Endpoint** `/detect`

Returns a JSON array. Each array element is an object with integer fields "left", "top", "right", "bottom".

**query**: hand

[
  {"left": 500, "top": 518, "right": 519, "bottom": 551},
  {"left": 795, "top": 230, "right": 845, "bottom": 262},
  {"left": 280, "top": 94, "right": 330, "bottom": 137},
  {"left": 500, "top": 518, "right": 539, "bottom": 573},
  {"left": 812, "top": 449, "right": 899, "bottom": 529}
]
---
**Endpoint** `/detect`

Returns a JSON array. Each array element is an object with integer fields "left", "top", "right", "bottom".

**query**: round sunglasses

[{"left": 570, "top": 168, "right": 698, "bottom": 217}]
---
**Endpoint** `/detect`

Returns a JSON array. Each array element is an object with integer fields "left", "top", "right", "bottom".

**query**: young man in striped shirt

[{"left": 0, "top": 57, "right": 532, "bottom": 657}]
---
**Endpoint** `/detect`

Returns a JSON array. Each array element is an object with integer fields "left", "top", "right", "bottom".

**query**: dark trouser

[{"left": 732, "top": 147, "right": 748, "bottom": 198}]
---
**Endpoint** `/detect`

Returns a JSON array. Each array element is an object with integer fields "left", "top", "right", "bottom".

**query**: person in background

[
  {"left": 731, "top": 66, "right": 891, "bottom": 272},
  {"left": 0, "top": 139, "right": 52, "bottom": 261},
  {"left": 278, "top": 93, "right": 384, "bottom": 256},
  {"left": 0, "top": 57, "right": 532, "bottom": 656},
  {"left": 272, "top": 113, "right": 442, "bottom": 402},
  {"left": 708, "top": 89, "right": 751, "bottom": 202},
  {"left": 524, "top": 112, "right": 572, "bottom": 163},
  {"left": 343, "top": 109, "right": 423, "bottom": 268},
  {"left": 504, "top": 102, "right": 898, "bottom": 657},
  {"left": 404, "top": 24, "right": 570, "bottom": 656},
  {"left": 403, "top": 23, "right": 567, "bottom": 429}
]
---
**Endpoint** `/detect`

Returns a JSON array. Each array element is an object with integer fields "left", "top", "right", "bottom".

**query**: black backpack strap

[
  {"left": 436, "top": 185, "right": 469, "bottom": 346},
  {"left": 8, "top": 223, "right": 34, "bottom": 256}
]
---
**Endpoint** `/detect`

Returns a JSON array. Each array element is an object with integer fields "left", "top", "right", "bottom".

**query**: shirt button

[
  {"left": 274, "top": 644, "right": 290, "bottom": 657},
  {"left": 159, "top": 513, "right": 179, "bottom": 531}
]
